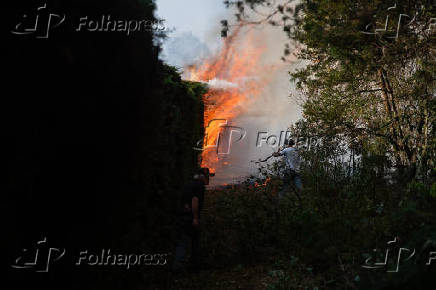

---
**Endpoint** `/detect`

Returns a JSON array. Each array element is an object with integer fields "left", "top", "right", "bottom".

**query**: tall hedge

[{"left": 5, "top": 1, "right": 205, "bottom": 289}]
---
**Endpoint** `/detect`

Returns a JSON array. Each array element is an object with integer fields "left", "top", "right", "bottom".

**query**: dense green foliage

[
  {"left": 228, "top": 0, "right": 436, "bottom": 175},
  {"left": 189, "top": 158, "right": 436, "bottom": 289},
  {"left": 290, "top": 0, "right": 436, "bottom": 176},
  {"left": 165, "top": 157, "right": 435, "bottom": 289}
]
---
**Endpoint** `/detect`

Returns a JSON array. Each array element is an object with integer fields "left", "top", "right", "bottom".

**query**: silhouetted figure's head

[{"left": 286, "top": 138, "right": 295, "bottom": 147}]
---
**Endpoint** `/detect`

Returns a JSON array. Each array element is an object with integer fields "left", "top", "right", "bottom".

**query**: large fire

[{"left": 186, "top": 27, "right": 275, "bottom": 173}]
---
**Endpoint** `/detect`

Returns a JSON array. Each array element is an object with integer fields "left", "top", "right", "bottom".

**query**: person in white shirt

[{"left": 272, "top": 138, "right": 302, "bottom": 199}]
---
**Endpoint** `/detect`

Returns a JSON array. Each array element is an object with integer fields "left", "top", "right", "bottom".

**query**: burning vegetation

[{"left": 186, "top": 27, "right": 274, "bottom": 175}]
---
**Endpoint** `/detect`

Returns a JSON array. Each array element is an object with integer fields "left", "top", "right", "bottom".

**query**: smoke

[
  {"left": 160, "top": 31, "right": 211, "bottom": 68},
  {"left": 160, "top": 1, "right": 304, "bottom": 185},
  {"left": 211, "top": 24, "right": 303, "bottom": 186},
  {"left": 198, "top": 78, "right": 238, "bottom": 89}
]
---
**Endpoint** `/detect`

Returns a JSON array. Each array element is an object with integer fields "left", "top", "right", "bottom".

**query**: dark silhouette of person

[{"left": 172, "top": 168, "right": 210, "bottom": 272}]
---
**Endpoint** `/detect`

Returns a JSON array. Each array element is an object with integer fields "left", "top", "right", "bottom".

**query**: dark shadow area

[{"left": 5, "top": 1, "right": 205, "bottom": 289}]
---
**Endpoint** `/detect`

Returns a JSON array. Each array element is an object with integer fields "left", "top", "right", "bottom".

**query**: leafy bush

[{"left": 199, "top": 143, "right": 436, "bottom": 288}]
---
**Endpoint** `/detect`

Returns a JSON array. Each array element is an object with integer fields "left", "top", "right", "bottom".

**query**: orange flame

[
  {"left": 254, "top": 177, "right": 272, "bottom": 188},
  {"left": 186, "top": 27, "right": 274, "bottom": 173}
]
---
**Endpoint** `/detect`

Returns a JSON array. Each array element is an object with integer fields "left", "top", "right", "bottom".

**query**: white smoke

[
  {"left": 219, "top": 25, "right": 303, "bottom": 185},
  {"left": 158, "top": 1, "right": 304, "bottom": 186},
  {"left": 207, "top": 78, "right": 238, "bottom": 89},
  {"left": 160, "top": 31, "right": 211, "bottom": 68},
  {"left": 194, "top": 78, "right": 238, "bottom": 89}
]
